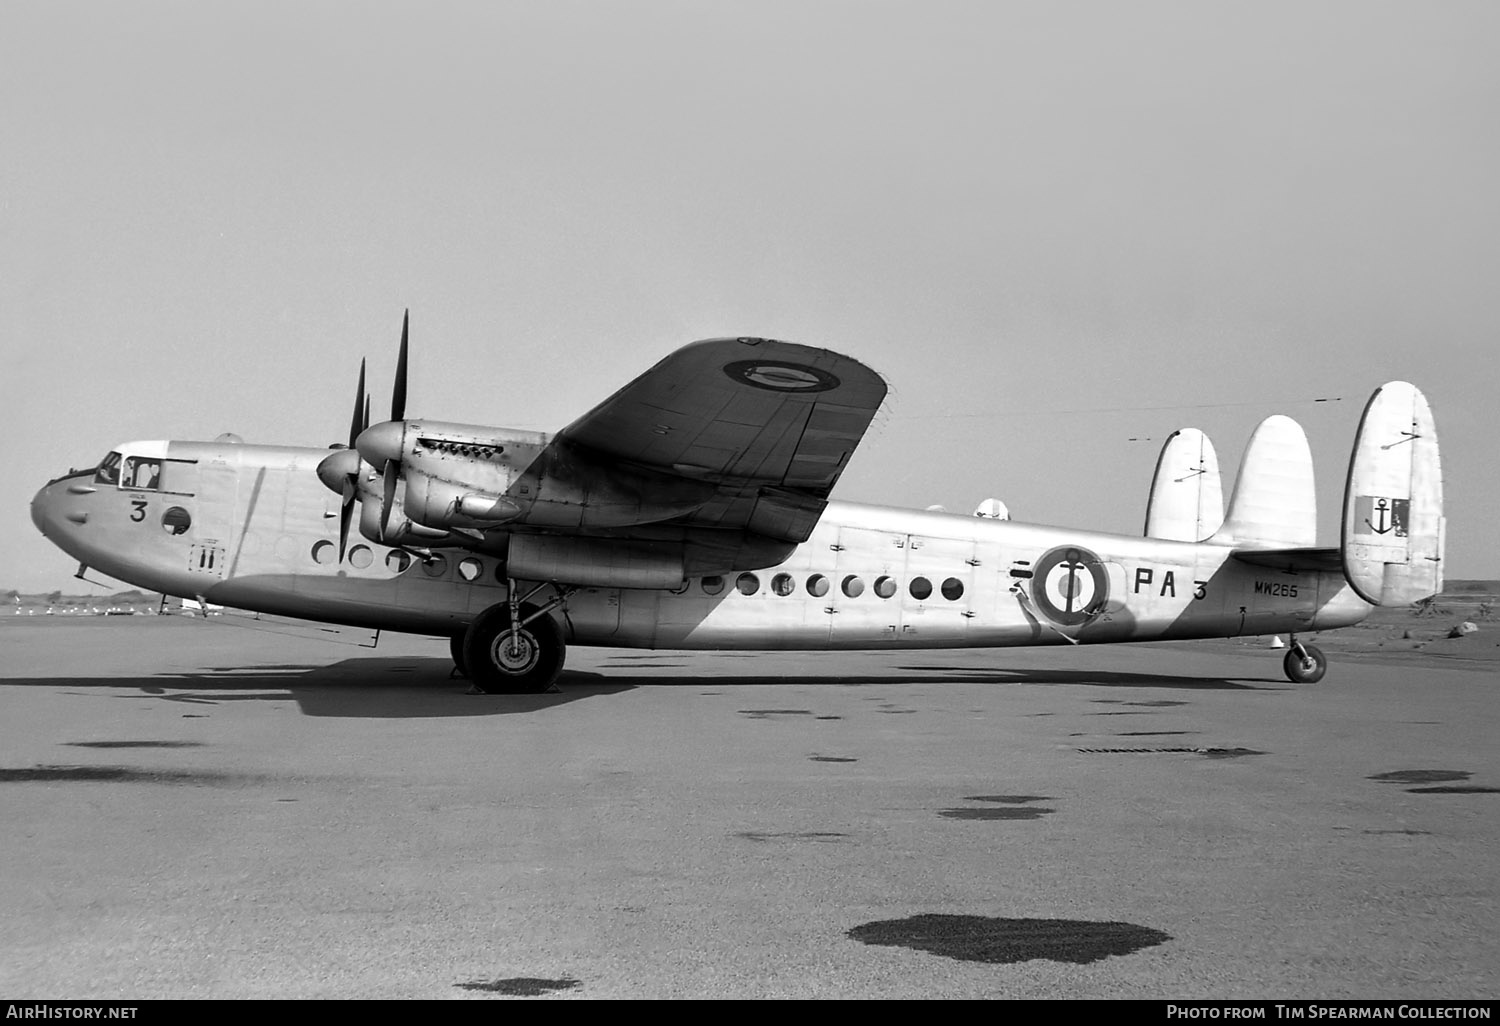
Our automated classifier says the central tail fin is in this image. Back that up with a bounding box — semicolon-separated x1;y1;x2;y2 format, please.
1209;415;1316;549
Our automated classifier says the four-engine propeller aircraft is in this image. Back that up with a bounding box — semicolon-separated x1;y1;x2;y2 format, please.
31;319;1445;693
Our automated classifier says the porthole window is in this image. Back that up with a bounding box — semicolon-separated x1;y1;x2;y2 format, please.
161;506;191;536
386;550;412;573
941;577;965;600
422;553;448;577
701;575;725;595
311;540;336;565
772;573;795;596
874;575;897;599
458;557;484;582
842;574;865;598
909;576;933;600
736;572;760;596
806;574;830;597
349;545;373;569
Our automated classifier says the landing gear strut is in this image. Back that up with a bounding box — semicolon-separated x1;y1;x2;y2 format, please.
1283;636;1327;684
462;582;570;694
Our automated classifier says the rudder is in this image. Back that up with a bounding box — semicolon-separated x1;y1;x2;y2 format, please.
1144;428;1224;542
1342;381;1444;605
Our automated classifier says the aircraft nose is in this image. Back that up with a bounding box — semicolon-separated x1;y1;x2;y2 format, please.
30;483;50;535
32;474;96;538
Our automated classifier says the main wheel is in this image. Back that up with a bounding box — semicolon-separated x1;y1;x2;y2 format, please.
463;603;566;694
1283;643;1327;684
448;633;468;678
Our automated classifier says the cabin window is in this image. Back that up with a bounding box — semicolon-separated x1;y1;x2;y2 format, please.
94;452;123;485
941;577;965;601
387;551;412;573
841;574;864;598
909;576;933;600
349;545;374;569
771;573;795;596
458;557;483;582
161;507;191;536
311;540;336;564
806;574;830;597
421;553;448;577
873;575;897;599
701;575;725;595
736;572;760;596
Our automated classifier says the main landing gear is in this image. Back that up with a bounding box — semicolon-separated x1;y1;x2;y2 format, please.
462;581;571;694
1282;636;1327;684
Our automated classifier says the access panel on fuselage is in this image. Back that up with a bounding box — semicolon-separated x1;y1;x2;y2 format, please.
827;527;977;646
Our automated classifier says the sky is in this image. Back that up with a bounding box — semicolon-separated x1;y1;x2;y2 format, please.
3;0;1497;592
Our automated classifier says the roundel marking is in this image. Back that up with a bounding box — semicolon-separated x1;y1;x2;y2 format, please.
1031;546;1110;626
723;360;841;393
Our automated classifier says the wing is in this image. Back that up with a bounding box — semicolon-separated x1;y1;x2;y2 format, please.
553;337;887;541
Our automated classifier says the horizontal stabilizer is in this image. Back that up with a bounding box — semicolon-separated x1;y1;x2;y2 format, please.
1209;415;1316;549
1231;546;1342;573
1342;381;1444;605
1144;428;1223;541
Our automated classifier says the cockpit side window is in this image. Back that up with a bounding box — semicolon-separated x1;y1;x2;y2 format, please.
94;452;122;485
122;456;163;490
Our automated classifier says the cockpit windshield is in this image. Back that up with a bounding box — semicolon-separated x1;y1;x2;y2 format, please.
94;452;122;485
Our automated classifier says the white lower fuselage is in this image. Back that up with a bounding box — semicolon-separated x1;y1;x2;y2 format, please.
32;440;1374;648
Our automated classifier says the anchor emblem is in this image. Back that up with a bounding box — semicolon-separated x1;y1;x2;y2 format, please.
1355;495;1410;538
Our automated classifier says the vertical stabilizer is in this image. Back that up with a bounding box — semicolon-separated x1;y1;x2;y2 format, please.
1209;415;1316;548
1144;428;1224;541
1342;382;1444;605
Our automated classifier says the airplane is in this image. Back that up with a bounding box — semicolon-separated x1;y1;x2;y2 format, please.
30;319;1445;694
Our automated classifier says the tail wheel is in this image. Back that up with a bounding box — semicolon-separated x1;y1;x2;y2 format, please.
1283;643;1327;684
463;602;565;694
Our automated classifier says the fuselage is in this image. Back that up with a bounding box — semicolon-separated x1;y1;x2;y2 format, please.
31;438;1374;648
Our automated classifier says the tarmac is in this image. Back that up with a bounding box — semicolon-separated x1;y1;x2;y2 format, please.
1;615;1496;999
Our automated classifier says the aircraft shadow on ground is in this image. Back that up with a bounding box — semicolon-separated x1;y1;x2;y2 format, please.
561;664;1271;690
0;658;634;719
0;656;1270;719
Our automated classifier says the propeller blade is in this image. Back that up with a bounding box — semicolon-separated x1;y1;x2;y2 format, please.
338;493;353;563
391;310;409;422
363;393;370;434
348;359;367;450
380;459;399;542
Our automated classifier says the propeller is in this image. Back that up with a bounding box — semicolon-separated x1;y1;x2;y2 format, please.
317;310;408;556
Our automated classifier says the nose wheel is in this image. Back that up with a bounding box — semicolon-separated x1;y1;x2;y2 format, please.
1283;638;1327;684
